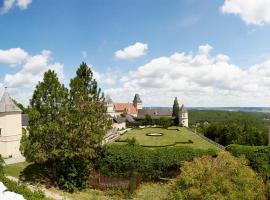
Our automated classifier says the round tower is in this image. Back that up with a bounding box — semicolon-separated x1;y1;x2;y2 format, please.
0;88;22;158
180;104;188;127
105;95;115;116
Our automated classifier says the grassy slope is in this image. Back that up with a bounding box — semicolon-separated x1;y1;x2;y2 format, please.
116;127;218;150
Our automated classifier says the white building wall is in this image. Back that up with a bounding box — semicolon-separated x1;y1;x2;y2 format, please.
0;112;22;157
181;112;189;128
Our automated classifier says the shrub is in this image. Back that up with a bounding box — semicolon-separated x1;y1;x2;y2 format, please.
226;144;270;180
172;152;267;200
0;175;49;200
96;145;217;180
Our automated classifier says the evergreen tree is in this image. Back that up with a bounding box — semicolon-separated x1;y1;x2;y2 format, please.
68;62;110;159
172;97;180;126
22;70;69;164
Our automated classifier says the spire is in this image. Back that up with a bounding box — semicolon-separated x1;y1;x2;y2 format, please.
133;93;142;103
0;88;22;113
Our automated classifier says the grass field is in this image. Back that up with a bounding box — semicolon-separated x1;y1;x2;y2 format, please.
4;161;30;178
115;127;218;150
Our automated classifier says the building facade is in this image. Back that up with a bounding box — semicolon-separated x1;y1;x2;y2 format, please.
0;89;23;158
106;94;189;127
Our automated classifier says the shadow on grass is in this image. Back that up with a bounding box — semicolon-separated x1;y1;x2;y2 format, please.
19;163;52;186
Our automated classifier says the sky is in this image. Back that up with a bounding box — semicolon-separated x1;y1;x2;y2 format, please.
1;0;270;107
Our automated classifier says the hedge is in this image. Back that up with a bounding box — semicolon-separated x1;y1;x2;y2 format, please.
0;175;49;200
226;144;270;180
96;145;217;180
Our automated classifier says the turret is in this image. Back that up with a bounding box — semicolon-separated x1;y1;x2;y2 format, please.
0;87;22;157
105;95;114;115
180;104;188;127
133;93;143;110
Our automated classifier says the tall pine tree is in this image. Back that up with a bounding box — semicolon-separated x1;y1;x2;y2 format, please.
172;97;180;126
68;62;110;160
23;70;69;164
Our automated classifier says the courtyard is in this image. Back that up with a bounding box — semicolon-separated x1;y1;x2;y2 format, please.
115;127;218;150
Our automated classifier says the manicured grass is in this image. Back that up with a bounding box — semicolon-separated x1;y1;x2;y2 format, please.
116;127;218;150
4;162;30;178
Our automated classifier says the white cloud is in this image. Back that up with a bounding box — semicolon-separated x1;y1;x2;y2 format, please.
220;0;270;26
0;48;28;66
93;69;118;86
0;0;32;14
106;44;270;107
115;42;148;60
0;48;64;105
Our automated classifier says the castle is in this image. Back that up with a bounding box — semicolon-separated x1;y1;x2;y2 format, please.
105;93;189;127
0;90;188;160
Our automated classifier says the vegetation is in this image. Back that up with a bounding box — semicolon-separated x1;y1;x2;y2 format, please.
227;144;270;180
96;144;217;180
0;155;4;176
0;175;50;200
4;162;29;178
20;63;110;192
189;110;268;146
116;127;218;149
172;97;180;126
172;152;267;200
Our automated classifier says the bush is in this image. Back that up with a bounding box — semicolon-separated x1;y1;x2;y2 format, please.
56;158;92;192
96;145;217;180
226;144;270;180
0;175;49;200
172;152;267;200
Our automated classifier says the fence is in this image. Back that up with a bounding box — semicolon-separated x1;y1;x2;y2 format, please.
188;128;226;150
89;171;141;190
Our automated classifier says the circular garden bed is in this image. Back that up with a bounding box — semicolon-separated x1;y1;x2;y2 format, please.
146;132;164;136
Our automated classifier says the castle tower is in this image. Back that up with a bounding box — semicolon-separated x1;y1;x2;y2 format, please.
0;88;22;158
105;95;115;116
133;93;143;110
180;104;188;127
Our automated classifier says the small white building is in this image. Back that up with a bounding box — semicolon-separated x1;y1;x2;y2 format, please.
0;89;23;158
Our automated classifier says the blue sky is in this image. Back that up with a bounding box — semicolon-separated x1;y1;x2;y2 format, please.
1;0;270;106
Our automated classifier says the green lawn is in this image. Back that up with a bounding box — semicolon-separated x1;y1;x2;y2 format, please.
4;162;30;178
115;127;218;150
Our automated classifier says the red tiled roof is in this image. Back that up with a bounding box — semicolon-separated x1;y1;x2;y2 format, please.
113;103;137;115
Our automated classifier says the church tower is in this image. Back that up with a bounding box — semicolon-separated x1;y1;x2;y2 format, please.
133;93;143;110
0;88;22;158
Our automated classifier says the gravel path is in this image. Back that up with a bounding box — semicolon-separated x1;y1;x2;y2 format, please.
6;176;69;200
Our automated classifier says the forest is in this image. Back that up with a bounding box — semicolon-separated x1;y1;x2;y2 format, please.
189;110;269;146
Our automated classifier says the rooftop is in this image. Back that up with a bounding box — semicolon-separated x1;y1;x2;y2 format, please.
0;89;22;113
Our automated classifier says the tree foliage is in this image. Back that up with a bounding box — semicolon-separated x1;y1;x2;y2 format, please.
172;97;180;126
189;110;268;146
22;70;69;163
227;144;270;180
68;62;110;160
21;63;110;192
172;152;267;200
